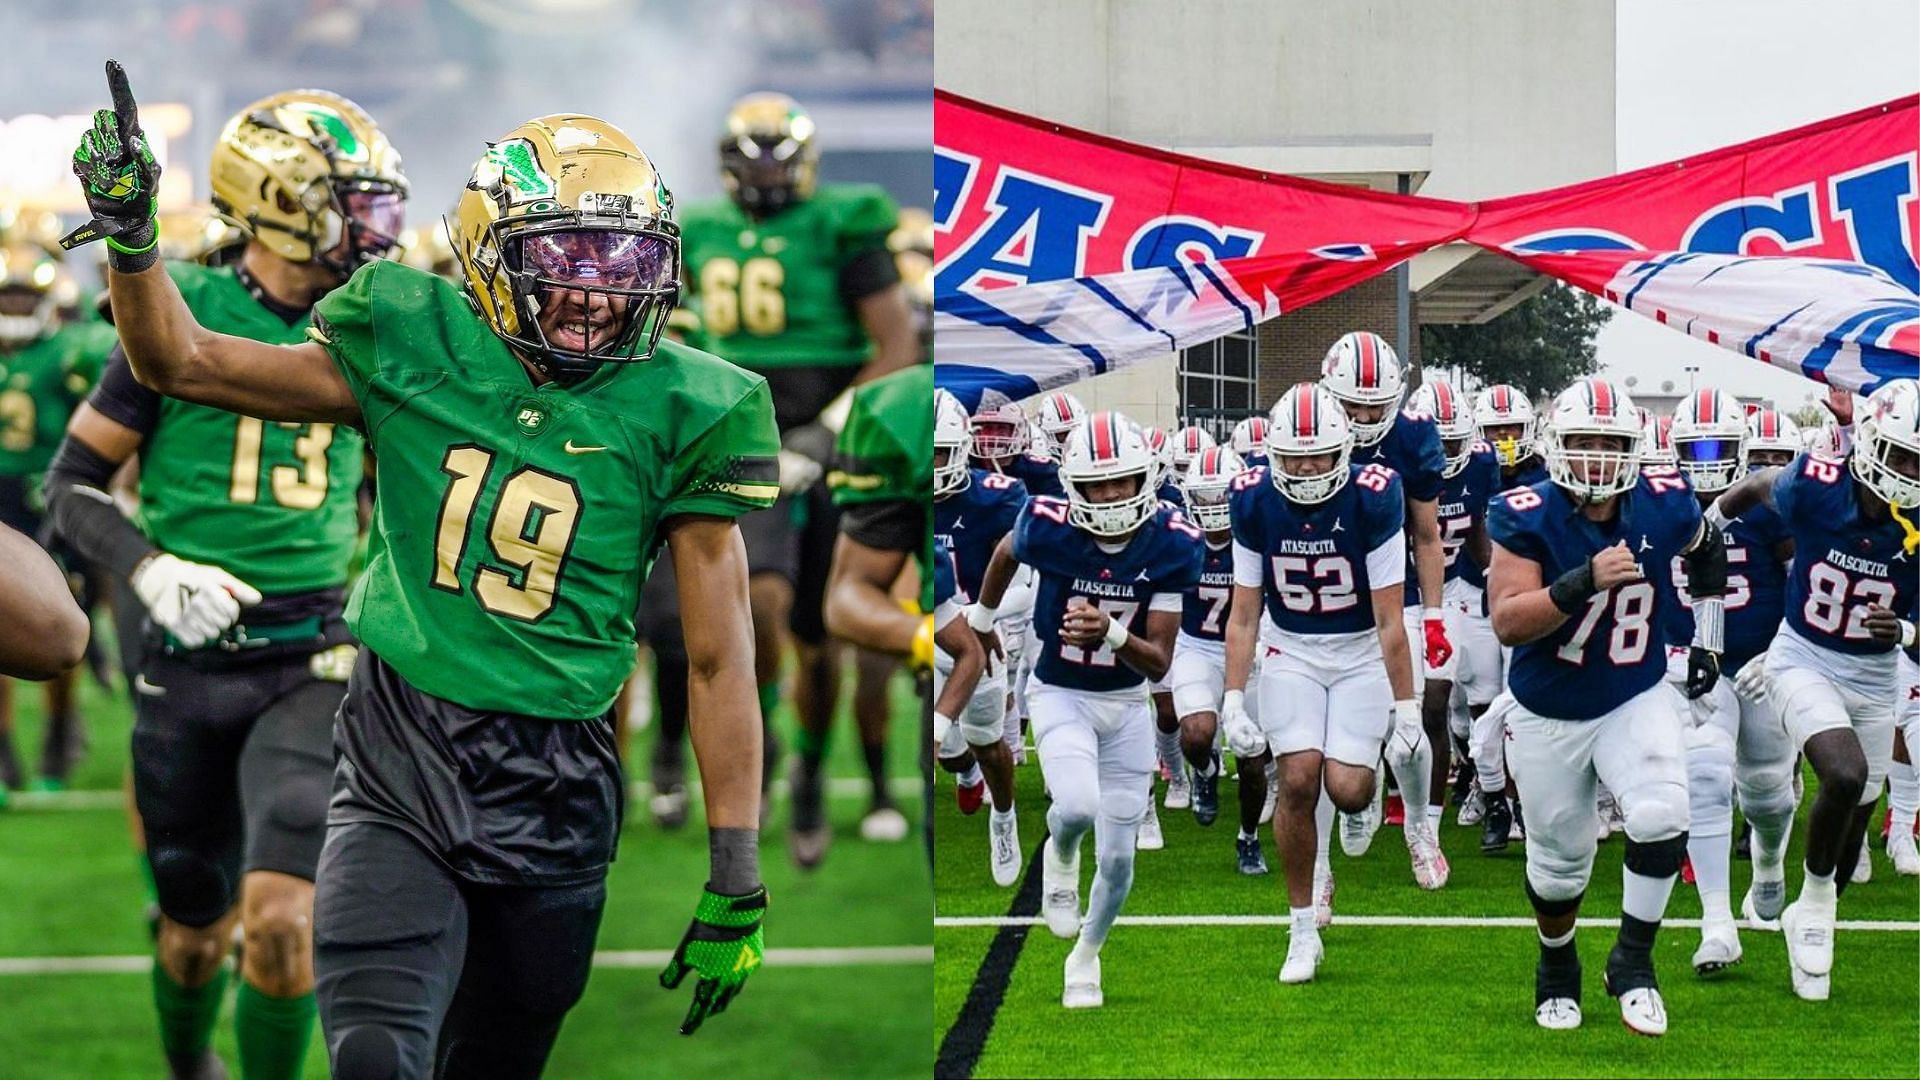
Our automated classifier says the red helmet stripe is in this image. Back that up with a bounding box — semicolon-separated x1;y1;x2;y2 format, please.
1055;395;1075;423
1295;388;1315;438
1091;413;1115;460
1696;388;1715;423
1201;446;1219;472
1492;384;1511;412
1590;379;1614;417
1434;381;1454;421
1357;334;1378;388
1760;410;1777;438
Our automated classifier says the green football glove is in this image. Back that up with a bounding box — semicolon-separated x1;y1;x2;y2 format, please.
658;884;766;1035
61;60;160;256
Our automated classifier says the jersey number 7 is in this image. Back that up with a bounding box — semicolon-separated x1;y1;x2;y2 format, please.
432;445;583;621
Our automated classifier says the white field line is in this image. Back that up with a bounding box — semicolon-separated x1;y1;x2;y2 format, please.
0;945;931;977
3;777;920;813
934;914;1920;932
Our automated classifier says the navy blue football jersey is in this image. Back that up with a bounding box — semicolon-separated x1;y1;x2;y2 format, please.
1229;463;1406;634
1489;469;1703;720
1157;479;1186;508
1773;454;1917;656
1499;456;1550;493
934;468;1028;598
1667;499;1791;671
1014;498;1205;692
1355;410;1446;503
1182;539;1236;642
1241;450;1269;471
1410;441;1501;605
977;451;1063;499
934;535;960;608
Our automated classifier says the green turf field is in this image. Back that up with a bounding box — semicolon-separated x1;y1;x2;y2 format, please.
0;629;931;1079
934;754;1920;1078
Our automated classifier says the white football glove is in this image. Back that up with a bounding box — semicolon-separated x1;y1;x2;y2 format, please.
132;553;262;650
933;709;955;748
1222;690;1266;758
1732;650;1773;705
1384;699;1423;769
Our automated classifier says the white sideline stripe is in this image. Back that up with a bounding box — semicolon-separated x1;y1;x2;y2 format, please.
934;914;1920;932
5;778;919;813
0;946;932;977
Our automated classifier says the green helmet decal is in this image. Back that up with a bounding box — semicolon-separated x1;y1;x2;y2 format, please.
284;102;365;161
474;138;557;204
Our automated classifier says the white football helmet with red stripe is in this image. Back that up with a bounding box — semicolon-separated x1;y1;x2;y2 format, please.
1743;407;1801;461
1143;425;1173;488
1474;383;1537;467
1059;411;1159;536
934;389;972;498
1180;445;1246;532
1669;387;1747;493
1036;390;1088;463
1408;377;1475;478
1265;382;1354;505
1544;377;1642;503
1169;424;1218;475
1230;415;1270;459
1320;330;1405;446
1803;421;1847;462
1634;406;1676;465
1851;379;1920;510
968;398;1030;462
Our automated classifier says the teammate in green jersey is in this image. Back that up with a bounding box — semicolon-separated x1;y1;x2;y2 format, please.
679;92;918;867
0;239;109;796
48;87;405;1080
826;364;942;858
65;62;778;1077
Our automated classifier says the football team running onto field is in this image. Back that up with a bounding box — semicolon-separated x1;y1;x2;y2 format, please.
933;328;1920;1036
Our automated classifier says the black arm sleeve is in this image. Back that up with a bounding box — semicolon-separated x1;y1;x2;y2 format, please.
88;344;163;435
838;247;901;305
839;498;925;556
1681;519;1728;598
44;436;155;583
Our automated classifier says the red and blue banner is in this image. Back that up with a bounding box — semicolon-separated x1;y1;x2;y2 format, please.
934;91;1919;407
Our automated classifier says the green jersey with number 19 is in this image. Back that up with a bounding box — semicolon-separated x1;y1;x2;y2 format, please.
310;259;780;719
137;262;365;593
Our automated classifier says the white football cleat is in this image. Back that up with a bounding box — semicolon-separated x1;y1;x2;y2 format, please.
988;810;1022;888
1041;835;1082;939
1535;997;1582;1030
1691;919;1743;975
1406;822;1450;890
1890;829;1920;877
1313;863;1335;929
1788;965;1831;1001
1278;929;1323;984
1742;878;1786;929
1457;786;1485;827
1136;803;1164;851
860;806;909;842
1164;766;1191;811
1781;899;1835;979
1062;945;1102;1009
1615;986;1668;1037
1340;776;1383;858
1850;846;1872;884
1259;762;1278;825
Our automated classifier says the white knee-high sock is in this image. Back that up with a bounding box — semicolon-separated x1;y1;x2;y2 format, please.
1079;817;1138;950
1393;735;1433;829
1155;727;1182;778
1315;785;1335;868
1689;833;1734;922
1889;758;1919;827
1621;864;1678;924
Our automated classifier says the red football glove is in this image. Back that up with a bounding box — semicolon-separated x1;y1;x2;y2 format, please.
1423;615;1453;670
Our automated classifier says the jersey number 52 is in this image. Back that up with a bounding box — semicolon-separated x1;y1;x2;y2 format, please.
432;445;583;622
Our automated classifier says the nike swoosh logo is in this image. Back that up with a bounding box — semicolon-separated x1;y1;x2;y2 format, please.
564;440;608;454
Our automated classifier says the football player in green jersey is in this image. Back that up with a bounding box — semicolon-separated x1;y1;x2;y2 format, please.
0;239;112;796
679;92;918;867
826;364;938;857
48;87;405;1080
65;62;778;1076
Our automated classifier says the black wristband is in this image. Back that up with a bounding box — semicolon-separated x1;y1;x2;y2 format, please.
105;222;159;275
708;826;761;895
1547;559;1598;615
44;437;155;582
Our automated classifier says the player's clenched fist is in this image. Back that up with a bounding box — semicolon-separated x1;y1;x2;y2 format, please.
1589;541;1642;591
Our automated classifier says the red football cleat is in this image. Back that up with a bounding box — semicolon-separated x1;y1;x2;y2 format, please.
1384;794;1406;827
1680;854;1695;885
956;776;985;815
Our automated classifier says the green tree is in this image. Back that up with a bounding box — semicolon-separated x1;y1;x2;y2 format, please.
1421;282;1613;399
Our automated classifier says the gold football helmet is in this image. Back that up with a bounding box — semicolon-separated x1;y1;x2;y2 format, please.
719;92;818;217
157;206;247;266
0;240;74;347
450;115;680;382
209;90;408;276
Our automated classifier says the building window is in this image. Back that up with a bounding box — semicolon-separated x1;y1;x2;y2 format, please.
1178;328;1258;440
